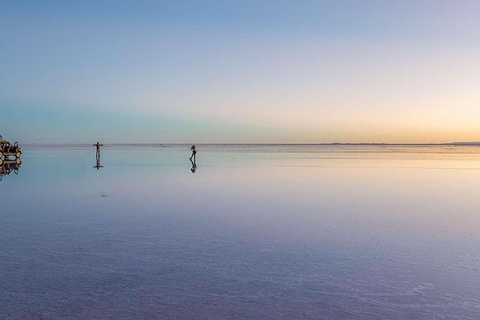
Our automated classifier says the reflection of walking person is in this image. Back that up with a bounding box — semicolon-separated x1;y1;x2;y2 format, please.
190;159;197;173
189;145;197;162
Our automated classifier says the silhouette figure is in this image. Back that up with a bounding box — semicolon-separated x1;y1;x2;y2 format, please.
190;158;197;173
93;142;104;170
94;142;103;159
189;145;197;162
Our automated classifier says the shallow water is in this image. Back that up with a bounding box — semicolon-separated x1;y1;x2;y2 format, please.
1;145;480;319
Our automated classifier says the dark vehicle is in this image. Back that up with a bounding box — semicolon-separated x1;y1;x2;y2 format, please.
0;135;22;165
0;159;21;181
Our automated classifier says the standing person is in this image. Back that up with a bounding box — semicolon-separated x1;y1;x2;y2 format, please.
94;142;103;159
189;145;197;162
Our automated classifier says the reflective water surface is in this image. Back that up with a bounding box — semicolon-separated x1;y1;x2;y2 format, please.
1;145;480;319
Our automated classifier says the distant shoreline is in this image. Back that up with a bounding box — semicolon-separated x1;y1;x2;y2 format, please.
20;142;480;147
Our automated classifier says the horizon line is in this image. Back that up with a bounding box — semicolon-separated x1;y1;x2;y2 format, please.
20;142;480;146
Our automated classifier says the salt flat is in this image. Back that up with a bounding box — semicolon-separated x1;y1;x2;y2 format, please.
1;145;480;319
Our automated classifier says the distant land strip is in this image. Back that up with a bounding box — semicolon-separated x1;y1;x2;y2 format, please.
21;142;480;147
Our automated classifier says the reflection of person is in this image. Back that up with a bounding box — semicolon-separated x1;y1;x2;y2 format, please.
190;159;197;173
189;145;197;161
93;156;103;170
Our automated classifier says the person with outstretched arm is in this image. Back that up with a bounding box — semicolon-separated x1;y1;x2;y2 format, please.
94;142;103;158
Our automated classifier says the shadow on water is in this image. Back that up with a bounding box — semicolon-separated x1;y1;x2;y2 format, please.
0;159;22;182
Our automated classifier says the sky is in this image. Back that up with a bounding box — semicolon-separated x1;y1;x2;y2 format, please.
1;0;480;144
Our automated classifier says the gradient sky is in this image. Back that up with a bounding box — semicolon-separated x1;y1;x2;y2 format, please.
1;1;480;143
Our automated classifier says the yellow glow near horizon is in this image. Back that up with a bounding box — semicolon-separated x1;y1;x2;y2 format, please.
2;1;480;143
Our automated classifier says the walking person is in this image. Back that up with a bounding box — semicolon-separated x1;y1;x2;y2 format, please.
189;145;197;162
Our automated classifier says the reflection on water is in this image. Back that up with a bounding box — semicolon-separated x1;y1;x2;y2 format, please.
190;158;197;173
0;159;21;181
1;145;480;319
93;153;103;170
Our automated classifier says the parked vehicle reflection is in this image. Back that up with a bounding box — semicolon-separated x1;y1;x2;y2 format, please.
0;160;21;182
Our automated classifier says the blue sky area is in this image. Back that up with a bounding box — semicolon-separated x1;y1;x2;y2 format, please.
1;1;479;143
